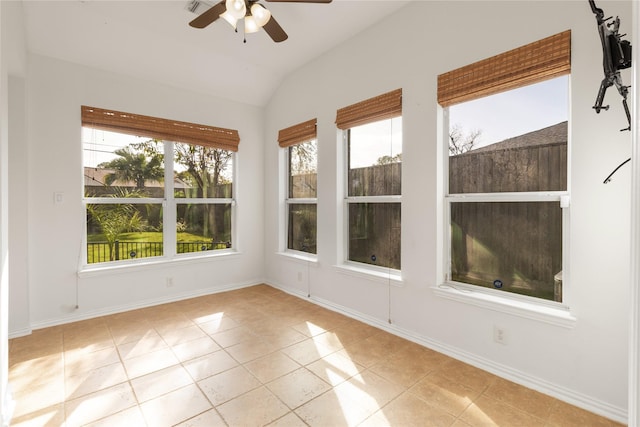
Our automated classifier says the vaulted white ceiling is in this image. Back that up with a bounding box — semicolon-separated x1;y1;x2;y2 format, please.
21;0;410;106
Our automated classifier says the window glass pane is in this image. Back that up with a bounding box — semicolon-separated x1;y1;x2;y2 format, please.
448;76;568;194
348;117;402;197
289;140;317;198
288;204;317;253
83;128;164;197
177;203;232;254
348;203;400;270
86;203;163;264
450;201;562;301
174;143;233;199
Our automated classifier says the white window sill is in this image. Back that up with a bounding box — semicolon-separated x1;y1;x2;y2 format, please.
78;250;242;278
334;263;403;286
276;251;318;265
433;283;576;328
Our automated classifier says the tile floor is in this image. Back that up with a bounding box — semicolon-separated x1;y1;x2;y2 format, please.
9;284;624;426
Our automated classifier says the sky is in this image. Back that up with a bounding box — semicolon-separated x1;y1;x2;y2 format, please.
449;75;569;149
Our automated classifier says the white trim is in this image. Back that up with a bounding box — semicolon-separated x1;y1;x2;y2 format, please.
276;251;318;265
628;1;639;424
433;284;576;328
333;262;403;286
28;279;264;331
267;281;624;423
78;250;242;278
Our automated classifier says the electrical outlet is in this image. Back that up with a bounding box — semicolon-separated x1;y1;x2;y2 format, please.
493;325;507;345
297;271;303;282
166;277;174;288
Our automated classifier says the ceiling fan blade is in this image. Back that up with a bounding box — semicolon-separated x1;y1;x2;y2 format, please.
265;0;332;3
189;1;227;29
263;15;288;43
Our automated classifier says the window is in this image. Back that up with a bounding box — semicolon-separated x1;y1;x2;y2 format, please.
439;31;570;303
279;119;317;254
82;106;239;265
337;89;402;271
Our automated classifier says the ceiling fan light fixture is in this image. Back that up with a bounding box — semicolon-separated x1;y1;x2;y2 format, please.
250;3;271;27
244;15;261;33
220;11;238;29
225;0;246;19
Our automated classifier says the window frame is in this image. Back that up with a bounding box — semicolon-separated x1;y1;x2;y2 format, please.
284;138;318;256
81;110;239;270
439;83;572;316
342;121;403;275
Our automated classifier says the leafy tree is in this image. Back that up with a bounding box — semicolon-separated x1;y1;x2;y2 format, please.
86;188;146;261
450;124;482;155
376;153;402;165
99;144;164;189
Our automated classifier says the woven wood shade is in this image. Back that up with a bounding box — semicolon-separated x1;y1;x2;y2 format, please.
438;30;571;107
336;88;402;130
81;106;240;152
278;118;317;148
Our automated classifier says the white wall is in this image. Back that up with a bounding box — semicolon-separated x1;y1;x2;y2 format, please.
23;54;266;329
264;1;633;421
2;0;28;423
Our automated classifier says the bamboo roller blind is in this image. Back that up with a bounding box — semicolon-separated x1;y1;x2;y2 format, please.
438;30;571;107
81;106;240;152
278;118;317;148
336;88;403;130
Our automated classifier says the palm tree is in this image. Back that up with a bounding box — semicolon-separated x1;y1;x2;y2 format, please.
99;146;164;189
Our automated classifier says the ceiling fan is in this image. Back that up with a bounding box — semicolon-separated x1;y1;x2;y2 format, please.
189;0;332;43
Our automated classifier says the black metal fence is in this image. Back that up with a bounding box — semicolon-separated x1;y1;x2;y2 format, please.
87;240;231;264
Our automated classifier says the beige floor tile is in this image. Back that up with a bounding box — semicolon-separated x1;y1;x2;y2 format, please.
267;411;308;427
182;350;239;381
281;338;335;366
267;367;332;409
171;335;221;362
209;325;256;348
8;404;65;427
244;351;301;383
84;406;146;427
130;364;194;403
12;382;65;419
64;346;121;375
197;316;240;334
225;338;279;363
116;331;167;360
295;388;372;427
217;386;290;426
547;400;622;427
10;354;64;392
459;394;546;427
159;324;208;346
139;384;212;427
122;347;180;379
409;371;479;417
360;392;456;427
437;358;498;393
485;377;556;420
334;370;405;414
368;350;433;388
64;361;128;400
339;336;394;368
64;382;137;427
174;409;227;427
198;365;261;406
9;285;620;427
306;351;365;387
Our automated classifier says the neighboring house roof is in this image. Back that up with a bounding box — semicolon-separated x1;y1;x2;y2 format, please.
84;167;188;189
467;121;568;155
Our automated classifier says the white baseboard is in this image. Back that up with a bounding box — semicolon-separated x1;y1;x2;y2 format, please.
24;278;266;332
266;280;627;424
